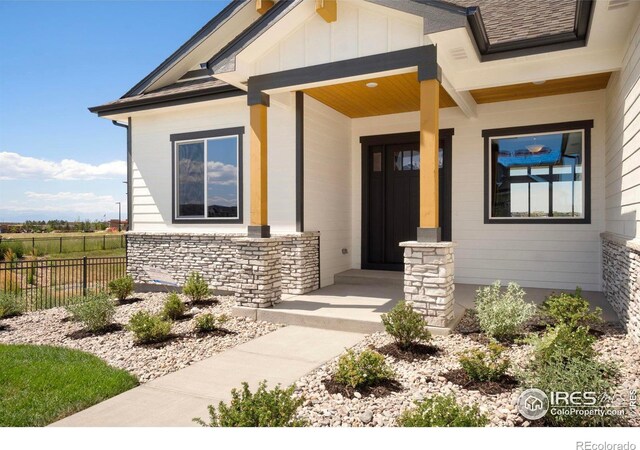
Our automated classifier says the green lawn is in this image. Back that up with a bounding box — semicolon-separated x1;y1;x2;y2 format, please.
0;344;138;426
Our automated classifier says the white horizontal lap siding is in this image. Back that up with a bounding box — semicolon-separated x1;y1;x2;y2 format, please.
351;90;606;291
605;14;640;239
130;99;248;233
303;95;352;287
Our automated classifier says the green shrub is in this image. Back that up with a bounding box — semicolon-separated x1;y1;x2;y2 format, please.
459;342;510;382
193;381;307;427
381;301;431;349
182;272;210;302
541;288;602;328
475;281;536;340
126;311;172;343
334;349;395;389
108;275;134;301
524;357;620;426
529;323;595;367
0;292;23;318
194;313;229;333
0;241;24;260
398;395;488;427
161;293;185;320
66;293;115;332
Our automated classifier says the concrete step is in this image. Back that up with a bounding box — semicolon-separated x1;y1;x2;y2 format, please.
333;269;404;287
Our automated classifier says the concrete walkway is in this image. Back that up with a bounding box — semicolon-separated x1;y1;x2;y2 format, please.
51;326;364;427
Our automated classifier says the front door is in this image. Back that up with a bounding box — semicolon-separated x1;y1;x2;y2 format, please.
361;130;453;271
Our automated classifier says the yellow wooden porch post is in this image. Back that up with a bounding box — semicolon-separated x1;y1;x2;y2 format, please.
418;78;440;241
249;102;270;238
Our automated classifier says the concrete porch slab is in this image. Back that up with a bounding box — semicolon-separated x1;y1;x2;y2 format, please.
233;270;619;333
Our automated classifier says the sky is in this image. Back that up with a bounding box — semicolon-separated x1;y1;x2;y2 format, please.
0;0;230;222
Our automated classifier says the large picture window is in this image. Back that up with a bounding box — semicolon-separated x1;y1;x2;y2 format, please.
171;127;243;223
483;121;592;224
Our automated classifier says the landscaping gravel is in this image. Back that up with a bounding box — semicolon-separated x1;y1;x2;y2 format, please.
294;323;640;427
0;293;282;383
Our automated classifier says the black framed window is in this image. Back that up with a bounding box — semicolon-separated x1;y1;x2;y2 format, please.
171;127;244;224
483;120;592;224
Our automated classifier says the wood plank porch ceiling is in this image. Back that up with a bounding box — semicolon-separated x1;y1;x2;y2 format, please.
303;71;612;119
303;72;456;119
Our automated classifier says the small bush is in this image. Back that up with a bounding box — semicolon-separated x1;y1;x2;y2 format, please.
459;342;510;382
524;357;620;426
161;293;185;320
529;323;595;367
66;293;115;332
194;381;307;427
182;272;210;302
194;313;229;333
0;292;23;318
127;311;172;343
0;241;24;260
398;395;488;427
334;349;395;389
381;301;431;349
108;276;134;301
475;281;536;340
541;288;602;328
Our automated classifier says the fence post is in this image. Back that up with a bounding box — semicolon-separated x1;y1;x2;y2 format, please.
103;235;106;250
83;236;86;252
82;256;87;297
32;237;35;250
60;237;63;253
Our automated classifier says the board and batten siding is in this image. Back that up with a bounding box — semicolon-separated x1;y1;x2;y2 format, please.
130;95;297;233
303;95;352;287
605;13;640;239
351;90;606;291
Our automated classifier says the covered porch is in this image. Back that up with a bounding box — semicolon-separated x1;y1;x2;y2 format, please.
235;269;616;334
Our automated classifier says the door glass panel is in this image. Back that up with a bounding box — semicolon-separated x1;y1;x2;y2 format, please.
394;151;403;171
412;150;420;170
438;148;443;169
402;151;412;170
372;152;382;172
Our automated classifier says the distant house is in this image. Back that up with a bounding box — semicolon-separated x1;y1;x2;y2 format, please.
108;219;128;230
90;0;640;339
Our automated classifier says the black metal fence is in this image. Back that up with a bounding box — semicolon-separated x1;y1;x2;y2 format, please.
0;234;126;255
0;256;127;311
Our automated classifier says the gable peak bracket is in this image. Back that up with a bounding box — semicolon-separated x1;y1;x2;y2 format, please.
316;0;337;23
256;0;274;15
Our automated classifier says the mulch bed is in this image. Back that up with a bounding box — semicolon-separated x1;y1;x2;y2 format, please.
323;377;404;398
188;299;220;307
376;342;440;361
442;368;518;395
194;327;236;336
117;297;145;305
66;323;124;340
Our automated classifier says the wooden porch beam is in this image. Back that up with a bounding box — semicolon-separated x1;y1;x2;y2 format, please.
250;103;269;235
316;0;337;23
419;78;440;236
256;0;274;15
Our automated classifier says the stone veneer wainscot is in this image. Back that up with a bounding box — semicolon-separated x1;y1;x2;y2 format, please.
126;232;320;300
602;232;640;342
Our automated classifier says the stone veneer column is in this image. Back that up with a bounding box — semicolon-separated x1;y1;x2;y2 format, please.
399;241;456;328
280;232;320;295
233;237;282;308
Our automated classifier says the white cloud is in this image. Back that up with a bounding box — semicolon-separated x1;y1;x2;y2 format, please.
5;191;120;216
0;152;126;181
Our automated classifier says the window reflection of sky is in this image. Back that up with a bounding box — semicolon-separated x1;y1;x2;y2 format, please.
495;133;563;167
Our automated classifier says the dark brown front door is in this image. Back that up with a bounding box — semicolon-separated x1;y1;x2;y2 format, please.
361;130;453;271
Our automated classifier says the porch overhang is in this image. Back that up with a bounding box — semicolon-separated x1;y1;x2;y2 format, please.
246;45;443;242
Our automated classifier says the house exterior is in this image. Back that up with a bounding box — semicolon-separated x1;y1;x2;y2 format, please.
90;0;640;340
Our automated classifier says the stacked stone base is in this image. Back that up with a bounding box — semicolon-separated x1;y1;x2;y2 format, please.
602;232;640;342
126;232;320;307
400;241;456;328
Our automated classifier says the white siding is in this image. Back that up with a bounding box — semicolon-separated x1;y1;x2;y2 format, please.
605;14;640;239
303;95;352;287
253;1;423;76
350;91;606;291
130;95;296;233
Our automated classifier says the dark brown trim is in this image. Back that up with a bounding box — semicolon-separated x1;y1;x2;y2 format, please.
360;129;454;270
171;127;245;225
90;86;244;116
483;120;593;224
111;119;133;231
295;91;304;232
247;45;438;105
467;1;594;62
